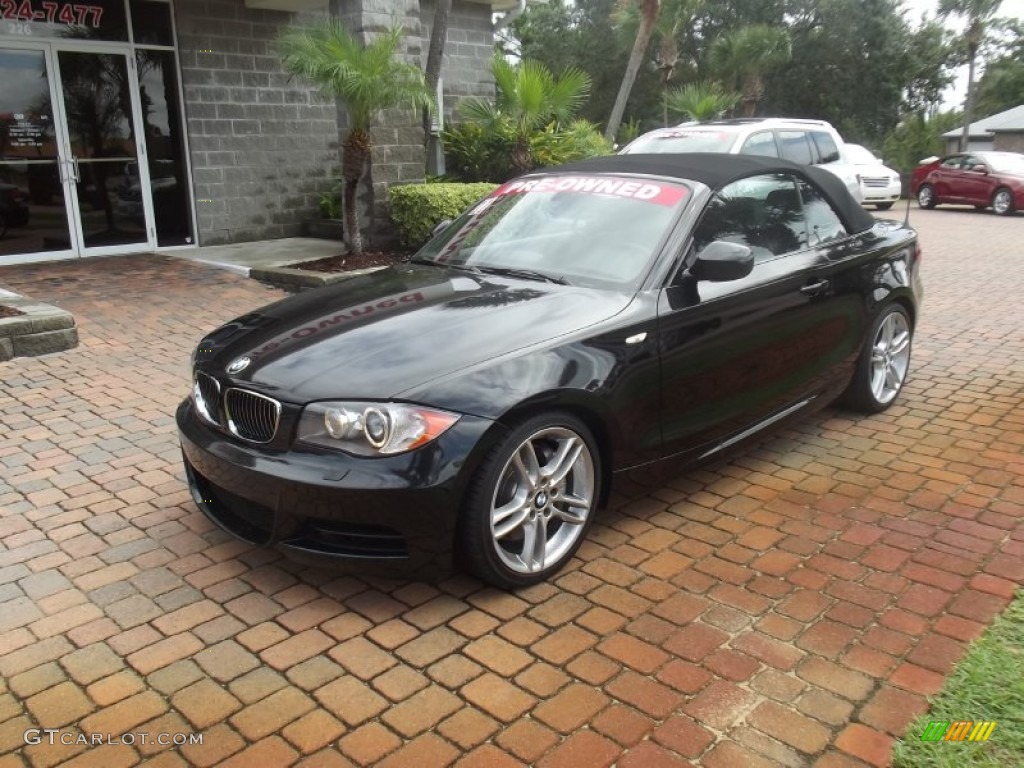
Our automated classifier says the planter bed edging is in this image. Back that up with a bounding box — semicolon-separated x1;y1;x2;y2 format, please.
0;295;78;362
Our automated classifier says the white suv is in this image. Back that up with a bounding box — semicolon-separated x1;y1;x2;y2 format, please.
620;118;863;202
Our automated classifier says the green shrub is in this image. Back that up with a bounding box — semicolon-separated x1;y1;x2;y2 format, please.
388;182;498;248
319;182;343;219
442;119;611;184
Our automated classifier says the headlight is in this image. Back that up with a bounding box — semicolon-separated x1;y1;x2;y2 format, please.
297;401;461;456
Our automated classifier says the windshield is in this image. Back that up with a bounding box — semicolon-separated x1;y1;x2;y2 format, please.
984;152;1024;174
623;129;738;155
415;174;691;289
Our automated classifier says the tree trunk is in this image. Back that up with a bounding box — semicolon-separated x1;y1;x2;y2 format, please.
960;47;977;152
604;0;661;143
342;129;371;256
423;0;452;174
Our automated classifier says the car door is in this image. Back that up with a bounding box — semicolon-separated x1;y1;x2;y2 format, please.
657;173;864;461
959;154;995;204
932;155;966;201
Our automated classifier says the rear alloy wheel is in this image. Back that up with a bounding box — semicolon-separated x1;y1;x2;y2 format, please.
916;184;936;209
460;413;599;588
992;188;1015;216
843;304;913;413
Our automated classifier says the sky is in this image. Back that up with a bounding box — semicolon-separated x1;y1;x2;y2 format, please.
902;0;1024;108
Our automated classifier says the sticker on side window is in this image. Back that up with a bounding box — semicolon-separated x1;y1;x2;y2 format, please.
490;176;689;206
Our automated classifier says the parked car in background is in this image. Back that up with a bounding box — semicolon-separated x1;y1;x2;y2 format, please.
178;154;921;588
912;151;1024;215
844;143;902;210
0;183;30;238
620;117;863;202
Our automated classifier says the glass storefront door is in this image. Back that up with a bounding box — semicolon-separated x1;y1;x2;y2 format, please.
55;47;153;255
0;46;76;260
0;41;156;261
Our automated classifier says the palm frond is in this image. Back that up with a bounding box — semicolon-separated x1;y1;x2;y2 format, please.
277;22;433;132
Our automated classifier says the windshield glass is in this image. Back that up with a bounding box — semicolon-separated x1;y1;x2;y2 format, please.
415;174;691;289
984;152;1024;174
623;129;738;155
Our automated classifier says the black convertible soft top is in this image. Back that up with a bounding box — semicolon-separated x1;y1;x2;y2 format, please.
550;152;878;235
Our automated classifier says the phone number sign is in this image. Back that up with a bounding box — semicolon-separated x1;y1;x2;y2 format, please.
1;0;105;27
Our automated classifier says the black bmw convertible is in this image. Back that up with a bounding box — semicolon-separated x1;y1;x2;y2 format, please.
178;153;921;588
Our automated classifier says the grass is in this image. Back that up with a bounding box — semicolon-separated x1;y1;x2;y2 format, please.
892;590;1024;768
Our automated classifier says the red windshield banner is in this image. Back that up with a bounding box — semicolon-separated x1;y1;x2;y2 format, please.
491;176;688;206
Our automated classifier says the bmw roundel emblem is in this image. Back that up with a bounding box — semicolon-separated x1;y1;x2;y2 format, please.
227;356;251;374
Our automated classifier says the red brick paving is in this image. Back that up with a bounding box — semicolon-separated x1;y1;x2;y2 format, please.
0;207;1022;766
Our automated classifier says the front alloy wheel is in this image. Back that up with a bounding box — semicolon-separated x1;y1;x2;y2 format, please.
461;414;599;588
917;184;936;209
992;188;1015;216
843;304;913;413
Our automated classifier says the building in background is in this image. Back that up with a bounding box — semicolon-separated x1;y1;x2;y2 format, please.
943;104;1024;154
0;0;510;264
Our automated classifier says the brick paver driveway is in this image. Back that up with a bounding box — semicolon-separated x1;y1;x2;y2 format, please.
1;208;1022;768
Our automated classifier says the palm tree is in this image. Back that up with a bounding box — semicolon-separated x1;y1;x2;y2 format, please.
710;25;792;117
605;0;661;142
277;22;434;255
422;0;452;174
939;0;1003;151
666;81;740;122
460;58;591;175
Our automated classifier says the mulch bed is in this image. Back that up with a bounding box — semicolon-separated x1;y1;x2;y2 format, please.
289;249;412;274
0;305;25;318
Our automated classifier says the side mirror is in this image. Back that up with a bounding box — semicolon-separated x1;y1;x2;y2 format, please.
690;241;754;282
432;218;453;237
970;164;988;174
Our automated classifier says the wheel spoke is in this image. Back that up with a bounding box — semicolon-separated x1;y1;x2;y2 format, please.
493;496;530;539
520;516;547;572
545;438;583;486
512;442;540;490
551;503;587;526
889;330;910;357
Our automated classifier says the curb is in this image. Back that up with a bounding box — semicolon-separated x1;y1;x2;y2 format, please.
249;264;387;292
0;292;78;362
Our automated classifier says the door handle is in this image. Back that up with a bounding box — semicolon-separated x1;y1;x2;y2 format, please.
800;279;829;296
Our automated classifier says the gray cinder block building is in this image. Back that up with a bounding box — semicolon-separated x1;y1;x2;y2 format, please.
0;0;509;264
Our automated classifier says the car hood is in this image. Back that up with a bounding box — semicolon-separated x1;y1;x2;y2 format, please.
197;263;633;404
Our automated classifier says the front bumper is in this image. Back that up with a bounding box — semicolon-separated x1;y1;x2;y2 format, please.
860;181;901;205
177;398;500;576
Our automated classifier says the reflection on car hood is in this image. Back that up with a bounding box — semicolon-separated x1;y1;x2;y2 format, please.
199;263;633;403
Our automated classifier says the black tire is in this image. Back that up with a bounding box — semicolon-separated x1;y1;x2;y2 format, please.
458;411;601;589
992;187;1015;216
916;184;936;209
875;202;895;211
842;304;913;413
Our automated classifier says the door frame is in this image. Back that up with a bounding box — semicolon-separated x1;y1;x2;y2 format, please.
0;39;77;263
0;38;157;262
49;40;157;258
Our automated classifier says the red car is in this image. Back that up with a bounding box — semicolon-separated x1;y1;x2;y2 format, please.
912;151;1024;215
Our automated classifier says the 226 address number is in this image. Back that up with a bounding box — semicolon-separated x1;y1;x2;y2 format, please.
0;0;104;27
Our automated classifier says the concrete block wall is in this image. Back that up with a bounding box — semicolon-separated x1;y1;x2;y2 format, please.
174;0;340;246
420;0;497;122
332;0;427;247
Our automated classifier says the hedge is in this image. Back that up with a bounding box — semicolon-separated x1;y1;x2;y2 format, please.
388;182;498;248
